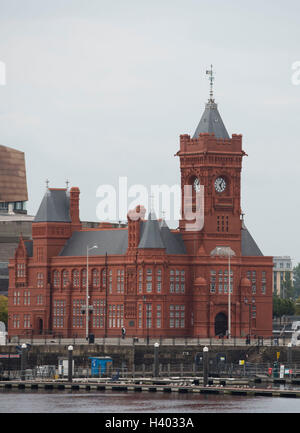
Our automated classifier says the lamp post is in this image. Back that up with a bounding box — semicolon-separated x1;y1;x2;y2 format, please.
143;295;149;345
68;345;73;383
203;346;209;387
210;246;235;339
20;343;27;381
86;244;98;341
154;342;160;377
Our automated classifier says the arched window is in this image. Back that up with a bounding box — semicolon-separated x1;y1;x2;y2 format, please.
102;269;106;288
81;269;87;288
62;270;69;288
53;270;60;288
156;269;162;293
37;272;44;288
73;270;79;288
92;269;100;287
146;268;152;293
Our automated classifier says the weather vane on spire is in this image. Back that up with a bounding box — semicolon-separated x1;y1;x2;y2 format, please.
206;64;215;102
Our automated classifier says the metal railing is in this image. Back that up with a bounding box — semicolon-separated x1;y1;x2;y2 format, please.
6;336;291;347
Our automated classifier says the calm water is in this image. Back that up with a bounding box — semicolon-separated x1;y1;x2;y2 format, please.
0;389;300;413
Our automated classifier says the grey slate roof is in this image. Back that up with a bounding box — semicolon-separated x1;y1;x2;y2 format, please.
24;240;33;257
193;101;230;139
34;189;71;223
59;229;128;257
159;221;187;255
241;222;263;256
138;212;165;249
59;216;187;257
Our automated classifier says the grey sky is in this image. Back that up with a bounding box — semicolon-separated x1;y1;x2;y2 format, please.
0;0;299;264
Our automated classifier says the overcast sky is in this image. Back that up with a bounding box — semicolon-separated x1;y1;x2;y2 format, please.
0;0;299;264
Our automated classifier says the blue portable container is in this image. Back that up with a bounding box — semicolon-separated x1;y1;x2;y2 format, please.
89;356;113;377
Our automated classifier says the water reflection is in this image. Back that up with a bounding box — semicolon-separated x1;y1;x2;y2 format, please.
1;390;300;413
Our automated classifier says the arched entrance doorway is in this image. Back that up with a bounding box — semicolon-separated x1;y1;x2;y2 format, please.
215;312;227;337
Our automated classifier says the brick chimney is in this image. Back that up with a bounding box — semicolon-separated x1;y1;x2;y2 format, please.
69;187;81;231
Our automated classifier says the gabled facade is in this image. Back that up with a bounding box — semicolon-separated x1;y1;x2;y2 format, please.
7;91;273;340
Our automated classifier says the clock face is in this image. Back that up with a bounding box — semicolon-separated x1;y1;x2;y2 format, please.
215;177;226;193
193;178;201;192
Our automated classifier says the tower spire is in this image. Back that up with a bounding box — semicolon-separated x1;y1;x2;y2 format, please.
206;64;215;102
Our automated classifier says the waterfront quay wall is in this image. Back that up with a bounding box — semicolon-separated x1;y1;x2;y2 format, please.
0;339;298;373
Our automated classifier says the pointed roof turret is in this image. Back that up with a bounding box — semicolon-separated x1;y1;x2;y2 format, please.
193;65;230;139
138;210;165;249
34;188;71;223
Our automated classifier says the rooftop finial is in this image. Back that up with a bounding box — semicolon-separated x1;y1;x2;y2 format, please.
66;179;70;189
46;179;50;189
206;64;215;102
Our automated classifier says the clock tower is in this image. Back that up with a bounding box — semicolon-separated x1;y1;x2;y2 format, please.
177;66;246;257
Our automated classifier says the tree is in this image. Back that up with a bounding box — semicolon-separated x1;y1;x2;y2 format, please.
282;271;295;300
0;295;8;327
273;294;295;322
293;263;300;299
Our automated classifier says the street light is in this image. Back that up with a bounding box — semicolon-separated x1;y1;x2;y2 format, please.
20;343;27;381
210;246;236;339
68;345;73;383
203;346;209;387
86;244;98;340
143;295;149;345
154;342;160;377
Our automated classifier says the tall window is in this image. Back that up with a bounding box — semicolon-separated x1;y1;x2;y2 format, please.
73;270;79;288
210;270;216;293
102;269;106;289
146;269;152;293
170;270;175;293
261;271;266;295
181;270;185;293
138;304;142;328
92;269;100;287
138;269;143;293
72;299;84;328
13;291;20;305
13;314;20;328
217;215;229;232
169;305;185;328
156;269;162;293
53;300;65;328
17;263;25;277
24;314;31;328
109;270;112;294
62;270;69;288
108;304;124;328
53;271;60;288
156;304;161;328
81;269;86;288
146;303;152;328
117;269;124;293
92;299;105;328
170;269;185;293
37;273;44;288
24;291;30;305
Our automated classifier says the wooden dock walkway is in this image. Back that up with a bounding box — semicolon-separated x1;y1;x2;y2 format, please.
1;378;300;399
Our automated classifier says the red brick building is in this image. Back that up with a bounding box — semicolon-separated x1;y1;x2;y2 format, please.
7;92;273;340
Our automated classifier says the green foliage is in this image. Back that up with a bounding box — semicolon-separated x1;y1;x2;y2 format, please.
273;294;295;319
282;271;295;299
293;263;300;299
0;295;8;327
